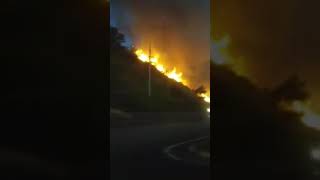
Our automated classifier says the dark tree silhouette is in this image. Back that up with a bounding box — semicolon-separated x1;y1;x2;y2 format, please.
111;26;125;47
211;63;315;180
194;85;207;95
271;75;309;103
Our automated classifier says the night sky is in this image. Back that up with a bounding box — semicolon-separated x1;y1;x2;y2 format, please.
213;0;320;112
111;0;210;89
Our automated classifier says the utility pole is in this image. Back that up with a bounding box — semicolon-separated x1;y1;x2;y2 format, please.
161;16;167;63
148;43;152;97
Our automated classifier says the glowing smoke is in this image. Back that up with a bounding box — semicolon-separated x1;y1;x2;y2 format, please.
110;0;210;90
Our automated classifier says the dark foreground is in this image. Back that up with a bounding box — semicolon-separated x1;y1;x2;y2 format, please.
110;118;210;180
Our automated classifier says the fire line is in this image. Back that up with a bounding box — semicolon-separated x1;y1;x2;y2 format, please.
134;48;210;113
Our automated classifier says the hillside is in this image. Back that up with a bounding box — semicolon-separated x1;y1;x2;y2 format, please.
110;27;207;116
211;62;320;179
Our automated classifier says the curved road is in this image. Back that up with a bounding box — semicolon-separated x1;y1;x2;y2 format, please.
110;121;210;180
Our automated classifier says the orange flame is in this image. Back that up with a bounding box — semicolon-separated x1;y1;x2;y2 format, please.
134;48;210;112
199;93;210;103
166;67;183;83
135;49;149;62
135;49;186;85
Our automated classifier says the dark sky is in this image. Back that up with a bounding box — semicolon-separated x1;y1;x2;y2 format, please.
111;0;210;90
213;0;320;111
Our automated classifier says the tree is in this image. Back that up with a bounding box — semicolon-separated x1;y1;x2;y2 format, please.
271;74;309;104
194;85;207;95
110;26;125;47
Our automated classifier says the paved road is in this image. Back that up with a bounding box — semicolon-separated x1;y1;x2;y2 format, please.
110;121;210;180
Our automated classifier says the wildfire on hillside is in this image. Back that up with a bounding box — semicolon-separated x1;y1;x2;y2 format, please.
134;48;210;112
135;49;186;85
213;34;320;130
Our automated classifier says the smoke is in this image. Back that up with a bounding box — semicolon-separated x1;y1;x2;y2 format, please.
111;0;210;90
213;0;320;112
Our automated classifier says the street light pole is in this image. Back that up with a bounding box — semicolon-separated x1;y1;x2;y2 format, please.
148;43;152;97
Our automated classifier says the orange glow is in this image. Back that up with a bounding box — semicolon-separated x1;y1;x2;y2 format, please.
155;64;165;73
135;49;186;85
199;93;210;103
135;49;149;62
134;48;210;110
166;68;183;83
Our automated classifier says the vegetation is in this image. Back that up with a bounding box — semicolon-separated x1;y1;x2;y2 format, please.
110;26;207;114
212;63;319;179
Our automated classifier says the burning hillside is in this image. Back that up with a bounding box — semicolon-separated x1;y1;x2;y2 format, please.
111;0;210;95
212;34;320;131
135;49;186;85
134;48;210;112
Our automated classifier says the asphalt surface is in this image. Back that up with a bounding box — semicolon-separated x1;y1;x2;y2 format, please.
110;120;210;180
